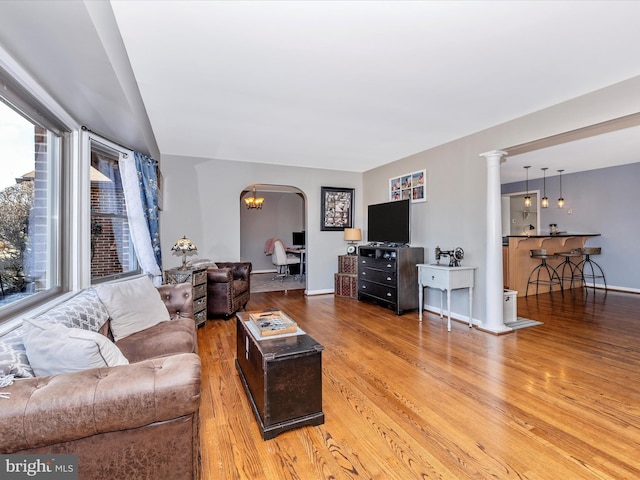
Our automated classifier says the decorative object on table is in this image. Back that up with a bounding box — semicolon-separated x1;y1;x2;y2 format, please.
249;310;298;337
244;185;265;209
389;168;426;203
523;166;532;209
541;167;549;208
435;246;464;267
320;186;354;231
171;236;197;269
557;169;565;208
343;227;361;255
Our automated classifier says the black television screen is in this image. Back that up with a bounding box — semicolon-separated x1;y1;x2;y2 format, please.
367;199;410;245
292;231;306;246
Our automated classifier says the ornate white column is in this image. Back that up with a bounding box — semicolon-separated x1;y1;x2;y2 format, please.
480;150;511;333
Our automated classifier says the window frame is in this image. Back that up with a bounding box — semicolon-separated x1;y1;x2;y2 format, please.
87;134;141;284
0;67;66;325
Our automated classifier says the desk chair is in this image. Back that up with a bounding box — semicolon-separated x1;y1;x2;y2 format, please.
271;240;301;281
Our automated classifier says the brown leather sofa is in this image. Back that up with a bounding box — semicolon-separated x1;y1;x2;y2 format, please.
206;262;252;318
0;282;201;480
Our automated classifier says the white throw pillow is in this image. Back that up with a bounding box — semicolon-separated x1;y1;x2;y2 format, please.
22;318;129;377
95;276;170;341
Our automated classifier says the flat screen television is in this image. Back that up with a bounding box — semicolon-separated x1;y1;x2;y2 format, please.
367;199;410;245
292;231;306;247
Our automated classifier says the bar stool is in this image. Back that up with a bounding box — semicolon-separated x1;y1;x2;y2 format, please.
526;248;563;297
556;249;584;290
576;247;607;292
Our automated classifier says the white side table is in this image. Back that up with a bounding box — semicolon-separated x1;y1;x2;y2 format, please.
417;264;476;332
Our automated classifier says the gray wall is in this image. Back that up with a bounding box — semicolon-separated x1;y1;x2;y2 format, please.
159;76;640;319
159;155;362;294
503;163;640;291
363;76;640;324
240;191;304;272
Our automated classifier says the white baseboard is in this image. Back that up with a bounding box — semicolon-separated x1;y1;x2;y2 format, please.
307;289;334;296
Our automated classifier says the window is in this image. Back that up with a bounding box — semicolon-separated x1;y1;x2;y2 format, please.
89;138;139;281
0;90;61;317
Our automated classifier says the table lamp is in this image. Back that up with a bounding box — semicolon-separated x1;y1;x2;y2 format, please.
343;228;362;255
171;236;197;269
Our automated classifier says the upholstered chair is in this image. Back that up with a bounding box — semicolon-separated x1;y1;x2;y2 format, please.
206;262;252;318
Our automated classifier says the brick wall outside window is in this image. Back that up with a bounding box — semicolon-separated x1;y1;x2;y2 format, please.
90;156;134;279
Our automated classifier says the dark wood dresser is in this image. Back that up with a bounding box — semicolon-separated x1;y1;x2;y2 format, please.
357;245;424;315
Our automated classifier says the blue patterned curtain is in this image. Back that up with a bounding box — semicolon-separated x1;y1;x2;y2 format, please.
134;152;162;271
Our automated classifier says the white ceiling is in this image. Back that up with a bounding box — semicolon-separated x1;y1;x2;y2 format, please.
1;1;639;179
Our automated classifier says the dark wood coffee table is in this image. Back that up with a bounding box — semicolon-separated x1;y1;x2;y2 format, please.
235;311;325;440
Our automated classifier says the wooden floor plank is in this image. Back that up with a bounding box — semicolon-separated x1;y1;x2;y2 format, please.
197;288;640;479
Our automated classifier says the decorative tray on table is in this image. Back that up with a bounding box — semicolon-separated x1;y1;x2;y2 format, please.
249;311;298;337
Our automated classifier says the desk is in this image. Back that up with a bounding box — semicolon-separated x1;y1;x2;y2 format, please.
417;264;476;332
286;248;306;277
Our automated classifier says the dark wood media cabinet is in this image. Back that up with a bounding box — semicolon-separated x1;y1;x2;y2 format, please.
357;245;424;315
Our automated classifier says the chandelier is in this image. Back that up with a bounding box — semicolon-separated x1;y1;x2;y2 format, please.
244;186;264;209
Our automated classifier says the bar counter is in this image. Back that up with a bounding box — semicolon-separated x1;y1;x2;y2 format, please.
503;234;600;297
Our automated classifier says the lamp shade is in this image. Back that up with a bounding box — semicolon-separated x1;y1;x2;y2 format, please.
171;236;197;268
344;228;362;242
171;236;197;253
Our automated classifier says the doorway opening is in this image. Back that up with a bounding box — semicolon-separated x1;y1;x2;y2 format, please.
239;184;307;292
501;190;540;236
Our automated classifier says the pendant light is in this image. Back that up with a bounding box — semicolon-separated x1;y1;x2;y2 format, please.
557;169;565;208
541;167;549;208
523;166;531;208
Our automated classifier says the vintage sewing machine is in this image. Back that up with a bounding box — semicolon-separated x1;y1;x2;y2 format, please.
434;246;464;267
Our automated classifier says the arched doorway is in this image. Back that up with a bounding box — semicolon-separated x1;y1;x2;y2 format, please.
239;184;307;289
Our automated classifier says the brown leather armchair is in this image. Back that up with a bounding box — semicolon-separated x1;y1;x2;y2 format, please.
207;262;252;318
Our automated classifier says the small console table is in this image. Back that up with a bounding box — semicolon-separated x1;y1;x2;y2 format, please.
417;264;476;332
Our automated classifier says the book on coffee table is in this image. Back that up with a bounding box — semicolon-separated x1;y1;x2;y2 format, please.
249;310;298;337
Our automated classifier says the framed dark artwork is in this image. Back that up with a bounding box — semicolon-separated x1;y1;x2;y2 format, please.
320;187;354;231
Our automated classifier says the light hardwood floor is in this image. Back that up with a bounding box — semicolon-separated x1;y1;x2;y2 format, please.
197;289;640;479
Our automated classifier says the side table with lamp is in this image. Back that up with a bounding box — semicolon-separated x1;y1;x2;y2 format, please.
164;236;208;327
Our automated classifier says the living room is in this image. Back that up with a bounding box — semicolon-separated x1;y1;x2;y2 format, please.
1;2;640;479
1;2;639;313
